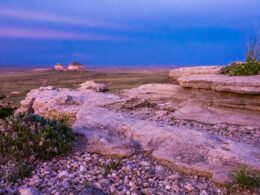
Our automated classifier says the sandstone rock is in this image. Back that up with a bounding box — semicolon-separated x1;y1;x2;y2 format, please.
178;74;260;94
79;81;108;92
18;84;260;184
169;66;222;82
123;84;260;126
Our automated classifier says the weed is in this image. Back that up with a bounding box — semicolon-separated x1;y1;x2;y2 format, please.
234;166;260;190
104;161;121;175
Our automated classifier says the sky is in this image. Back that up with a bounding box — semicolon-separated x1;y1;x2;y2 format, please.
0;0;260;68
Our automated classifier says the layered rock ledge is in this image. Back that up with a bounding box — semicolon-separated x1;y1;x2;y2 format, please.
18;84;260;185
178;74;260;94
169;66;222;82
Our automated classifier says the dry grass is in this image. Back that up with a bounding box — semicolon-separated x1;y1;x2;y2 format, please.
0;69;170;107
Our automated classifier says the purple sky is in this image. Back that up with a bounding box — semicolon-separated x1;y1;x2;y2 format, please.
0;0;259;68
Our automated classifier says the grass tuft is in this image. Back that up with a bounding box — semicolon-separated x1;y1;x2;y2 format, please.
234;166;260;190
104;161;121;175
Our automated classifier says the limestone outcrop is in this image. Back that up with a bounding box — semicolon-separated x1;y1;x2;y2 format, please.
169;66;222;82
178;74;260;94
18;83;260;184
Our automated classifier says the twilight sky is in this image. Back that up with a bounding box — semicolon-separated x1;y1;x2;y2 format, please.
0;0;259;68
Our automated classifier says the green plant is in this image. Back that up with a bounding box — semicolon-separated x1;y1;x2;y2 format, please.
222;60;260;76
0;112;74;161
234;166;260;190
104;161;121;175
6;162;34;183
0;107;14;119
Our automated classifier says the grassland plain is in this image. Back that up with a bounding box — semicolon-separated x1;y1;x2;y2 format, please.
0;69;169;107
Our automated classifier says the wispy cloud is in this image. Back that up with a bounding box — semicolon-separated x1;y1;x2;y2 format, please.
0;27;120;41
0;7;130;30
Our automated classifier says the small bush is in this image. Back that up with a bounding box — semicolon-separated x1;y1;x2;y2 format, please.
0;94;5;100
222;60;260;76
0;112;74;161
234;167;260;190
6;162;34;183
0;107;14;119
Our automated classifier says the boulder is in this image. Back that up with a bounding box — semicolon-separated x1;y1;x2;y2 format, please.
177;74;260;94
79;81;108;92
169;66;222;82
18;83;260;184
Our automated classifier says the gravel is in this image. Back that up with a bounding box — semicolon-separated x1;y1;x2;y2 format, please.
0;148;226;194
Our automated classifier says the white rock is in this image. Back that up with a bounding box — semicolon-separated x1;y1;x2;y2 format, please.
19;187;40;195
79;81;108;92
57;171;68;180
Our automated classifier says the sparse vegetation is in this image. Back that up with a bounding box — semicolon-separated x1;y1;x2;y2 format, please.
0;70;169;107
0;112;74;161
222;26;260;76
0;107;14;119
234;167;260;190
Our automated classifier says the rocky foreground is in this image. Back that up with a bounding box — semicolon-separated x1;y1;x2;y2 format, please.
1;67;260;194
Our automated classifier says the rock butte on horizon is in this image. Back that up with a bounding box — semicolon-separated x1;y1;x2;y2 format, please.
18;68;260;185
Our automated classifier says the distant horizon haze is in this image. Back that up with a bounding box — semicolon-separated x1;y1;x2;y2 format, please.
0;0;259;68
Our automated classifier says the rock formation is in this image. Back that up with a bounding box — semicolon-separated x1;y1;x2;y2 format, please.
178;74;260;94
169;66;222;82
68;61;85;71
18;80;260;185
54;63;65;71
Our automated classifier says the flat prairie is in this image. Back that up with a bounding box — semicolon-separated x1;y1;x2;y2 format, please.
0;69;169;107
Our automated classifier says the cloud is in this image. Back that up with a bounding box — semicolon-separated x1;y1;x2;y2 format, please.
0;27;120;41
0;7;130;30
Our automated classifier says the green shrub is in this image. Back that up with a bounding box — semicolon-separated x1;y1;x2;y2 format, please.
0;107;14;119
0;113;74;160
234;167;260;190
6;162;34;183
222;60;260;76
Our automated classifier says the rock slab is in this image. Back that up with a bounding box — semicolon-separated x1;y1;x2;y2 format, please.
18;84;260;184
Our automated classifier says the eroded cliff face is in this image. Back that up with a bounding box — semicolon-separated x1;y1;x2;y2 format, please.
17;81;260;185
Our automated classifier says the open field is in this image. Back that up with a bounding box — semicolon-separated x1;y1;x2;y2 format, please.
0;69;170;107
